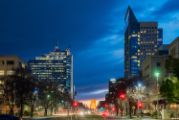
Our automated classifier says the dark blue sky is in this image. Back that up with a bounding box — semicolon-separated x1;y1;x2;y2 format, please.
0;0;178;100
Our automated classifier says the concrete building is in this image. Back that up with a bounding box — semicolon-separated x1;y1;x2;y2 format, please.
28;46;74;98
124;6;163;78
0;56;25;97
141;55;168;89
141;45;169;88
142;37;179;88
168;37;179;58
0;56;25;114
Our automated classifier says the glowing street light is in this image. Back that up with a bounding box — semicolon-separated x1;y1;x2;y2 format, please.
137;101;143;109
136;82;143;117
138;83;142;88
154;71;160;119
155;71;160;78
47;94;50;99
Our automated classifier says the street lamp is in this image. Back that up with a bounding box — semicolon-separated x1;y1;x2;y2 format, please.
154;71;160;119
47;94;50;99
138;83;142;88
136;83;142;117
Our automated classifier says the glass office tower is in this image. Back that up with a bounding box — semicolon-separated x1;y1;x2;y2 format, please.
124;6;163;78
28;47;74;98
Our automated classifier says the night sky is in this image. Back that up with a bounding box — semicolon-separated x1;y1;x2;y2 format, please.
0;0;178;100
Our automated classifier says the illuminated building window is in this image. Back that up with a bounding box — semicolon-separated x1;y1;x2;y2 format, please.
0;90;4;95
0;70;4;76
131;56;136;59
132;34;137;37
7;70;15;75
0;80;3;84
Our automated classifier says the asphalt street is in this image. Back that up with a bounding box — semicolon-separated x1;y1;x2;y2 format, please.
23;115;160;120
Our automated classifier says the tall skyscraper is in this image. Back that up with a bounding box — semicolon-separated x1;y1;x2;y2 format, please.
28;47;74;98
124;6;163;78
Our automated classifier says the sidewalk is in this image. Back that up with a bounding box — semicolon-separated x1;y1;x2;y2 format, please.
107;116;158;120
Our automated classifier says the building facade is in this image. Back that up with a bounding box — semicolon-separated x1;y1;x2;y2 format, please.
28;47;74;98
141;37;179;88
141;55;168;89
0;56;25;114
0;56;25;98
124;6;163;78
168;37;179;59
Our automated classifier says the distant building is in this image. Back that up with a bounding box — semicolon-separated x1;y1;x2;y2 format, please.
106;78;118;104
0;56;25;98
168;37;179;58
28;47;74;98
124;6;163;78
105;78;129;104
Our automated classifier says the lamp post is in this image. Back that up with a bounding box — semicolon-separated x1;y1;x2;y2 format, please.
136;83;142;117
154;71;160;119
47;94;50;99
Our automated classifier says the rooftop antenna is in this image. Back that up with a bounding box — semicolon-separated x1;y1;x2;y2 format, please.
54;40;60;52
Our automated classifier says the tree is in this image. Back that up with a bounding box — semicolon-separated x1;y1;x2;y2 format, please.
160;56;179;103
38;80;65;116
15;67;36;117
3;67;36;117
3;76;16;115
160;79;175;103
29;84;39;117
165;56;179;78
158;57;179;119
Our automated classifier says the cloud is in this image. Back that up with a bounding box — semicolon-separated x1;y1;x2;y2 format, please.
152;0;179;15
74;34;124;99
80;89;108;96
74;34;124;81
77;87;108;100
78;34;124;63
0;0;122;58
76;83;108;100
160;18;179;43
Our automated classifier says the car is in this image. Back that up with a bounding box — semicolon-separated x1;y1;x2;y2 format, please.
0;115;21;120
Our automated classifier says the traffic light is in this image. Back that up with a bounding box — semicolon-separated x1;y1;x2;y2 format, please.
102;111;109;118
137;101;143;108
72;101;78;107
120;94;125;99
104;103;108;108
119;92;126;100
112;106;115;112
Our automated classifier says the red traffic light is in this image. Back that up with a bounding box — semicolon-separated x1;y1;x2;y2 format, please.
119;93;126;100
112;106;115;112
102;111;109;118
137;101;143;108
120;94;125;99
72;101;78;107
104;103;108;108
118;91;126;100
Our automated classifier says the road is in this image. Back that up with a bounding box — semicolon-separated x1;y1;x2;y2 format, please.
23;115;158;120
23;115;104;120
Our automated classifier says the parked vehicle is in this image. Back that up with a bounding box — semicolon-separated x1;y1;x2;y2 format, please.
0;115;21;120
